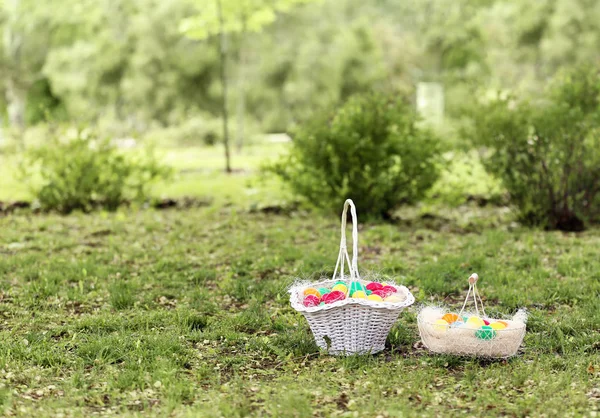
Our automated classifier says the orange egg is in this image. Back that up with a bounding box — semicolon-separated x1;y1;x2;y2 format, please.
442;313;460;324
303;287;320;297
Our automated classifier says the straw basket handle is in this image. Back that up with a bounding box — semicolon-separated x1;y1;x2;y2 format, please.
332;199;359;281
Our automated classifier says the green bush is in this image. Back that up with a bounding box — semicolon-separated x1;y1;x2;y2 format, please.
21;128;172;213
144;115;222;147
426;151;505;207
269;93;442;219
469;66;600;230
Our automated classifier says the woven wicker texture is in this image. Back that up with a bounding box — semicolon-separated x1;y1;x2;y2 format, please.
289;199;414;355
417;274;527;358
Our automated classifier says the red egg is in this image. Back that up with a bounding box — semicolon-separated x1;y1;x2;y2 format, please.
303;294;320;307
381;285;397;297
366;282;383;291
371;290;387;298
323;290;346;304
483;319;490;325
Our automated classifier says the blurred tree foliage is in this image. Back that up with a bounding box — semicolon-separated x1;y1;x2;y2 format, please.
0;0;598;138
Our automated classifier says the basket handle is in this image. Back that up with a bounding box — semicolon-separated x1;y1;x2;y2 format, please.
457;273;487;318
331;199;359;282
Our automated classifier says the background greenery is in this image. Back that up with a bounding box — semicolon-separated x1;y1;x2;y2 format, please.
1;0;599;138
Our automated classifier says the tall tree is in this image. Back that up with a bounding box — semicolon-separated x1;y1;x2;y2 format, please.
0;0;54;130
180;0;315;172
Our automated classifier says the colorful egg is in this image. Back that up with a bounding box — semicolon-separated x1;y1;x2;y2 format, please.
475;325;496;340
496;320;509;328
303;287;320;297
332;284;348;294
318;287;331;296
451;321;465;328
383;294;405;303
367;294;383;302
323;290;346;304
466;317;485;329
433;319;449;332
303;295;320;307
490;322;507;330
319;302;325;306
366;282;383;291
371;290;387;298
381;285;397;297
349;281;366;296
366;289;373;295
352;290;367;299
483;319;490;325
334;281;346;286
442;313;460;324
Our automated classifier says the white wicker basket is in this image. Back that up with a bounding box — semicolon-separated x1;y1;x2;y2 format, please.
289;199;414;355
417;274;527;358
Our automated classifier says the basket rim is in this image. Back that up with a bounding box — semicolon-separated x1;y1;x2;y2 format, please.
416;310;527;332
289;278;415;313
417;318;526;333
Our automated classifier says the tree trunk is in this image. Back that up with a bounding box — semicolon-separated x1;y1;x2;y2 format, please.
3;0;26;131
216;0;232;173
5;78;26;130
235;21;248;153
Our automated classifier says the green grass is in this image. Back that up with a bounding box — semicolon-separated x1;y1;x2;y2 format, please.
0;205;599;416
0;141;598;415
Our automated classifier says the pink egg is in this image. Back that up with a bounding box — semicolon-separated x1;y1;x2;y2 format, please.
483;319;490;325
366;282;383;291
323;290;346;304
371;290;387;298
302;295;320;307
381;285;397;297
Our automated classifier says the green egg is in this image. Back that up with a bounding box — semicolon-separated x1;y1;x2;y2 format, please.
349;281;366;297
318;287;331;296
475;325;496;341
366;289;372;295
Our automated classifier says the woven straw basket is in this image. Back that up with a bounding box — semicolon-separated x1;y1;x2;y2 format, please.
289;199;414;355
417;273;526;358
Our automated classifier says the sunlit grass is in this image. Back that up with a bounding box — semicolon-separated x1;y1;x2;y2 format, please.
0;142;290;205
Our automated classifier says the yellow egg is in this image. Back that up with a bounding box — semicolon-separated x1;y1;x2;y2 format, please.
303;287;320;297
433;319;449;332
331;284;348;294
367;294;383;302
490;322;507;330
383;294;404;303
352;290;366;299
466;316;485;328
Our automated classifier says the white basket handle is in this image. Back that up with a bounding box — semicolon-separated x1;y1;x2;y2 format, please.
457;273;487;318
331;199;359;282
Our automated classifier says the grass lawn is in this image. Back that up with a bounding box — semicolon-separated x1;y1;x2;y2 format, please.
0;203;599;416
0;143;289;207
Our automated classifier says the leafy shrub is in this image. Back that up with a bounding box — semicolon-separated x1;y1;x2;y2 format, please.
469;66;600;231
268;93;442;219
144;115;222;147
426;151;505;207
21;128;171;213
